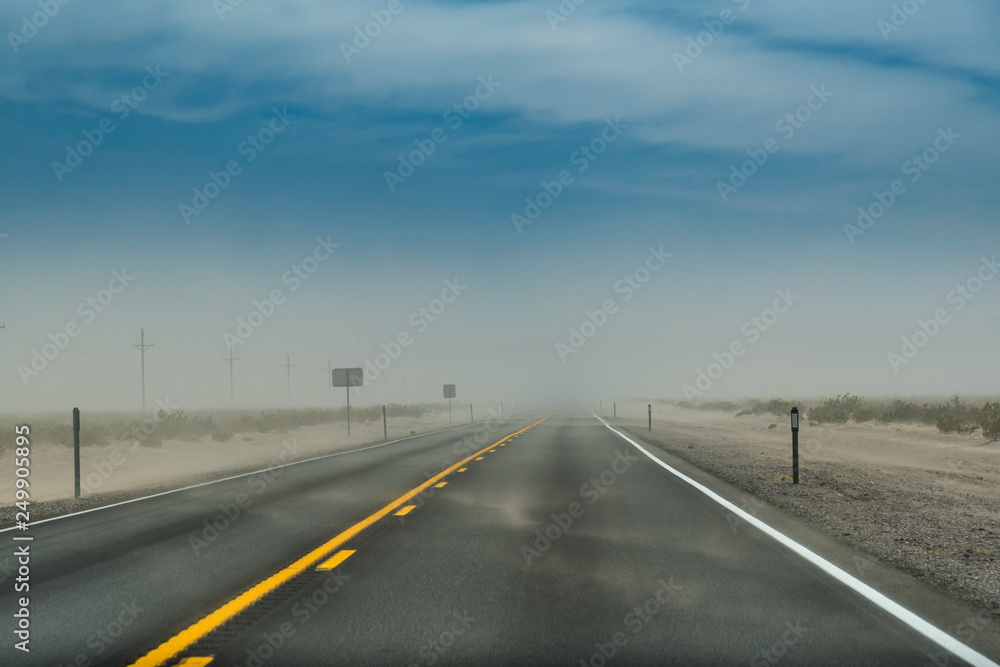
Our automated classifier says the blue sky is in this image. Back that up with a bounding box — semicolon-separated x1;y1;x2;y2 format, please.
0;0;998;412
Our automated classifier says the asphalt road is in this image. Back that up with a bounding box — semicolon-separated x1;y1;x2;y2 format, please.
2;414;998;666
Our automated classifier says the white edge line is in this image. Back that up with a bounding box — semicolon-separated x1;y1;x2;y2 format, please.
0;423;478;533
596;415;998;667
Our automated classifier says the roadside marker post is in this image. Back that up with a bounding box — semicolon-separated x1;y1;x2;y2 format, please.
73;408;81;498
382;404;387;440
791;407;800;484
648;403;652;432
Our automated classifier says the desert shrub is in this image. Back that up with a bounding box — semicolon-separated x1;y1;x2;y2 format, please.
808;394;866;424
211;429;233;442
974;402;1000;440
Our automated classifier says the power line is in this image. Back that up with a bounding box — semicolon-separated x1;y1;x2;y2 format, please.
133;329;153;411
281;353;295;401
224;347;239;407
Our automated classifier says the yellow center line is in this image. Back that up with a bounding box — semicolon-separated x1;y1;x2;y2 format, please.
434;482;447;488
129;415;551;667
457;468;467;472
475;457;484;461
317;549;355;571
395;505;416;516
176;658;213;667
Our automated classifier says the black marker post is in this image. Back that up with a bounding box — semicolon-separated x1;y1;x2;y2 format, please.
790;406;800;484
73;408;81;498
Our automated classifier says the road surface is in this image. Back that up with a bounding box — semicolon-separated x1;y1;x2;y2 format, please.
2;415;998;666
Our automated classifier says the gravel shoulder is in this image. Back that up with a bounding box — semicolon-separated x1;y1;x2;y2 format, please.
0;414;472;527
613;405;1000;617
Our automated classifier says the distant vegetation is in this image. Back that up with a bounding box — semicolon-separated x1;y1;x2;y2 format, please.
670;395;1000;440
0;403;445;454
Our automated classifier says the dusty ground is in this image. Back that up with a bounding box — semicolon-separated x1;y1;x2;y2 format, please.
612;403;1000;616
0;411;466;522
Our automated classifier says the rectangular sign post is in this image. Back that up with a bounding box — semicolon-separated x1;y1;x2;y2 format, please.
333;368;364;437
443;384;456;422
73;408;81;498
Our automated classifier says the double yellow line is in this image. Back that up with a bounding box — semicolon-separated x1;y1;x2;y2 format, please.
131;415;550;667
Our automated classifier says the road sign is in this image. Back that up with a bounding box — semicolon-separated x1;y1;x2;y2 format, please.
443;384;456;422
332;367;363;387
332;367;363;437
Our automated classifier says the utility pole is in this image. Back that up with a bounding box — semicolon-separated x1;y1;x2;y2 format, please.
224;347;239;407
282;353;295;401
326;361;333;398
133;329;153;411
